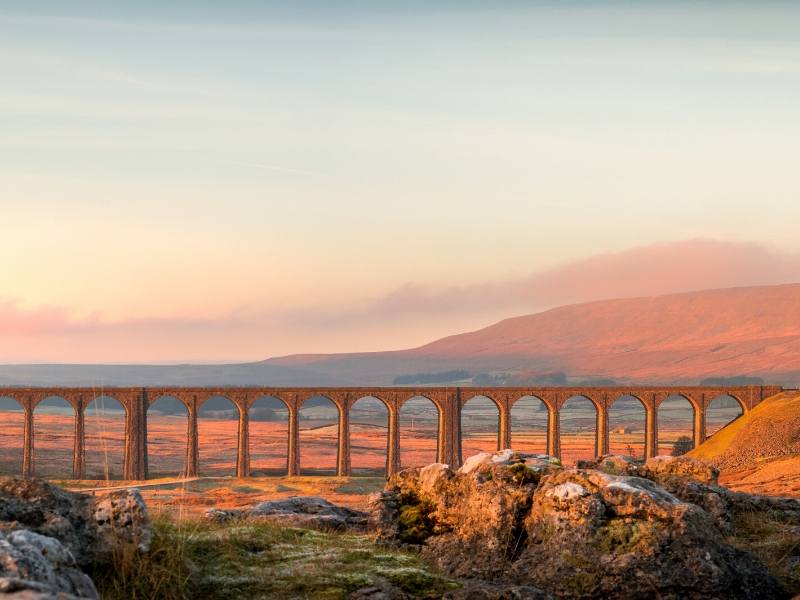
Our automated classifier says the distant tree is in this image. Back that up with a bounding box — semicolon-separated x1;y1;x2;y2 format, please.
249;407;277;422
393;370;470;385
700;376;763;386
671;436;694;456
625;444;637;459
472;372;508;386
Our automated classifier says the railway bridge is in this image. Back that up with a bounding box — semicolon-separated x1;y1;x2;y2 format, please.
0;385;782;480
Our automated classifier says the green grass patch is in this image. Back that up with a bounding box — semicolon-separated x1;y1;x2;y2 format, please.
334;479;384;495
231;485;262;494
274;483;298;493
92;514;456;600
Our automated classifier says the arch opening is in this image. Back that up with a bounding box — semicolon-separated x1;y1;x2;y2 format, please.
299;395;339;476
510;395;549;454
147;396;188;478
85;396;126;480
0;397;24;476
34;397;75;479
658;394;695;456
609;395;646;459
460;395;499;460
350;396;388;477
559;395;597;464
198;396;240;476
249;396;289;476
706;394;744;438
399;396;439;469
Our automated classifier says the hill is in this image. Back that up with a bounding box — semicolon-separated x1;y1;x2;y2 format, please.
267;283;800;385
1;283;800;386
690;391;800;497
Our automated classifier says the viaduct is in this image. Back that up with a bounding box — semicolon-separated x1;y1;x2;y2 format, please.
0;385;782;481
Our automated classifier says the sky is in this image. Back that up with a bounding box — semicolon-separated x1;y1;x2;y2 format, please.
2;1;800;363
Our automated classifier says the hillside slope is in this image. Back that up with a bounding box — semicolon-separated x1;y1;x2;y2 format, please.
269;283;800;384
690;391;800;497
2;283;800;386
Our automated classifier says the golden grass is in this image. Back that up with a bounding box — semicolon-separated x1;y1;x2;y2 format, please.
689;391;800;463
727;508;800;595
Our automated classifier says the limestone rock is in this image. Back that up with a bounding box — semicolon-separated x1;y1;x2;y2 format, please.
0;477;151;567
205;496;367;531
458;450;559;475
578;454;641;476
643;455;720;485
516;469;781;599
0;529;98;599
372;450;788;600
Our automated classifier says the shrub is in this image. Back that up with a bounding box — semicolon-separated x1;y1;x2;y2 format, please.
671;436;694;456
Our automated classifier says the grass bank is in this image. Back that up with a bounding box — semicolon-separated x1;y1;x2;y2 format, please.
91;515;458;600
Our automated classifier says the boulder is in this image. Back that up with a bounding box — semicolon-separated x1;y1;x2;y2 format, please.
205;496;367;531
0;529;98;599
374;452;562;578
0;477;151;567
643;455;719;485
515;469;782;599
372;450;788;600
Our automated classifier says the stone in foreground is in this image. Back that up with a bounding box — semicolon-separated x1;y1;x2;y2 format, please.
0;478;151;568
371;451;792;599
206;496;367;530
0;529;98;599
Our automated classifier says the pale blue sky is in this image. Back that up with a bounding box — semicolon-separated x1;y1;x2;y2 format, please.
2;2;800;360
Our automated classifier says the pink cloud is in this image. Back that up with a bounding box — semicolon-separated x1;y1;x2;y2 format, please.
2;238;799;362
0;299;93;336
329;239;800;323
524;239;800;307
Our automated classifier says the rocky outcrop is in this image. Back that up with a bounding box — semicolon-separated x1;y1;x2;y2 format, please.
0;478;152;599
0;530;98;599
206;496;367;531
372;451;793;599
0;478;150;568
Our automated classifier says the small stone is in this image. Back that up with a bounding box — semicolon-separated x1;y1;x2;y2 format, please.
205;496;367;531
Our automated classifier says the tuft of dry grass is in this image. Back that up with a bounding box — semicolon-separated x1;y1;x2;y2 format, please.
727;509;800;595
91;513;457;600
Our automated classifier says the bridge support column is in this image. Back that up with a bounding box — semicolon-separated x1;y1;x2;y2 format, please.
236;406;250;478
287;407;300;476
185;397;199;478
693;406;706;448
123;391;147;480
499;402;511;450
386;407;401;479
645;404;658;459
547;406;560;459
596;405;610;458
337;405;351;477
72;404;85;480
141;391;149;480
438;391;460;467
22;402;34;478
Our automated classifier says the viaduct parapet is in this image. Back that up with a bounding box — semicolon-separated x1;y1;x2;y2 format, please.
0;385;782;480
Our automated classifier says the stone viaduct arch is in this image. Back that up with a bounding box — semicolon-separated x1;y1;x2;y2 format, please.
0;385;782;480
